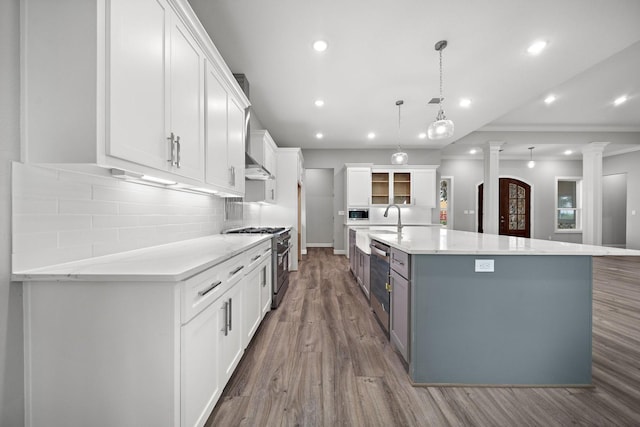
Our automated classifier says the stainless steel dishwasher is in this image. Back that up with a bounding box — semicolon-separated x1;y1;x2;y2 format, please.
370;240;391;334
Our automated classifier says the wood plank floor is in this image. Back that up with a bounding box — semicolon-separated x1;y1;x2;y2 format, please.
206;249;640;426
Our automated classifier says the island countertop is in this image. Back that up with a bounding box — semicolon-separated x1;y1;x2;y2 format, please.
12;234;271;282
369;227;640;256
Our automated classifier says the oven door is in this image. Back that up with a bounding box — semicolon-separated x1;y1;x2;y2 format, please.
273;245;290;308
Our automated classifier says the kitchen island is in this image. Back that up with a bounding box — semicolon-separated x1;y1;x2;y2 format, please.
369;227;640;386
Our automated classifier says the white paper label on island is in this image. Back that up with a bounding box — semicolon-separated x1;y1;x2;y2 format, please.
475;259;495;273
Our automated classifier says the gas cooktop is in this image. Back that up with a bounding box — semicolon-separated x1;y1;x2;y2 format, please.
225;227;287;235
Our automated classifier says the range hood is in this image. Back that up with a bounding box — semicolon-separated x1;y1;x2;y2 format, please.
245;152;273;180
234;74;274;181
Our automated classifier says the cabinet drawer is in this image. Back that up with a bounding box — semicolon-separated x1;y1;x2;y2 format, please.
245;241;271;272
390;248;410;279
182;255;246;324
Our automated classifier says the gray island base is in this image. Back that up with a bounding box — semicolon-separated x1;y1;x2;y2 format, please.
410;254;592;386
366;227;640;387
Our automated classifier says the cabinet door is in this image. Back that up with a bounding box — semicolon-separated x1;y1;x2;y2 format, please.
181;302;221;427
371;171;390;205
393;172;412;205
260;257;272;319
265;142;277;202
412;169;437;207
243;265;262;349
363;252;370;300
390;269;410;363
347;168;372;206
227;96;246;194
349;229;357;274
108;0;170;170
169;17;205;180
205;63;231;188
218;282;243;384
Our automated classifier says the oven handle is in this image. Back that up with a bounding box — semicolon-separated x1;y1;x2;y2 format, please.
277;247;290;259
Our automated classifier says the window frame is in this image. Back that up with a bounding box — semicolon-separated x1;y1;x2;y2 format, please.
554;177;582;233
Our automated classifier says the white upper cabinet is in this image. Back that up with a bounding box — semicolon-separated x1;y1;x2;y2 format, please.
412;168;437;207
167;17;205;180
346;166;372;207
204;62;231;188
245;130;278;203
23;0;247;191
108;0;170;172
204;63;245;196
227;96;246;194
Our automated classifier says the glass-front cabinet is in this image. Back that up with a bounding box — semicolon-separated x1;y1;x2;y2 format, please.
371;171;412;205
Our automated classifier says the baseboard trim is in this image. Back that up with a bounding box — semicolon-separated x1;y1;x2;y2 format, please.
333;249;346;255
301;249;307;255
307;243;333;247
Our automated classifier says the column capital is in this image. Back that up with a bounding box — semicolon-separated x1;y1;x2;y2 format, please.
582;141;610;154
483;141;504;152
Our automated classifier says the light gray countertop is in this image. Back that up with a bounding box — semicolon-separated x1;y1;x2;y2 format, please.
12;234;271;282
369;227;640;256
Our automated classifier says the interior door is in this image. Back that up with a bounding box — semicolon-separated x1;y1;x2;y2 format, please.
478;178;531;237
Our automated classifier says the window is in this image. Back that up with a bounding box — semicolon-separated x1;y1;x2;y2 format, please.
555;178;582;232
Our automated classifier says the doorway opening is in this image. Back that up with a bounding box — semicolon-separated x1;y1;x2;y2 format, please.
478;178;532;238
305;168;334;248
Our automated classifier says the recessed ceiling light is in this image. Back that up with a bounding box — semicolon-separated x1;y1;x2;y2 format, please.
544;94;556;104
367;132;376;139
315;132;323;139
564;150;572;155
313;40;328;52
418;132;427;139
469;149;477;154
459;98;472;108
614;95;628;106
527;40;548;55
314;99;324;107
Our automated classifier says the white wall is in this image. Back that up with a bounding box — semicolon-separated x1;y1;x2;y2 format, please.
0;0;24;424
604;149;640;249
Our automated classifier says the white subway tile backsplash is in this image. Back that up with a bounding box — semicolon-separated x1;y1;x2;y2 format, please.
12;163;228;270
58;228;118;248
14;214;92;234
13;197;58;214
59;199;119;215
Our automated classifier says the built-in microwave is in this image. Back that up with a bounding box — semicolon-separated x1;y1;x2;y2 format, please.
348;208;369;220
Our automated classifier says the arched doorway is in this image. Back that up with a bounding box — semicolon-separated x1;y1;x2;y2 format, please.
478;178;531;238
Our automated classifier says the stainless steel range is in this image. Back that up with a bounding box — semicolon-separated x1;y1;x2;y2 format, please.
224;227;292;308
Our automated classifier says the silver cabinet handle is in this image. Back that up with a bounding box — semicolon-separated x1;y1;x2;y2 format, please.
198;280;221;297
228;298;233;331
251;254;261;262
175;135;181;168
271;189;275;200
222;301;229;336
230;265;244;276
167;132;176;166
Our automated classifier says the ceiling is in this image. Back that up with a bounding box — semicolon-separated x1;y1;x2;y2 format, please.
188;0;640;160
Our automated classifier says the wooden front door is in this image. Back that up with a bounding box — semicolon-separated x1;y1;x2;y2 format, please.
478;178;531;238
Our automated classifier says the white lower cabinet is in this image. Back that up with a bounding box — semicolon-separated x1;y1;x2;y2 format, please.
22;240;271;427
260;256;273;319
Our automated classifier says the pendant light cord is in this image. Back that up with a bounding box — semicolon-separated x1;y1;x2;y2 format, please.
396;100;403;150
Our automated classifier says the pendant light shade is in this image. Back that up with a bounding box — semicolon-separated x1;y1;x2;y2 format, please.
391;100;408;165
427;40;454;140
527;146;536;168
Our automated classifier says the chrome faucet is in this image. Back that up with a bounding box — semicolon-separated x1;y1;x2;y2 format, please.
384;204;403;234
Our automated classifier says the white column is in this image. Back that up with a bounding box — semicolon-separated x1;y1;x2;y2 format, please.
483;141;503;235
582;142;609;245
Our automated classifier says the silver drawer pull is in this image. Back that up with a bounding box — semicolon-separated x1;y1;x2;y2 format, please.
395;260;405;266
198;280;221;297
230;265;245;276
222;301;229;336
251;255;261;262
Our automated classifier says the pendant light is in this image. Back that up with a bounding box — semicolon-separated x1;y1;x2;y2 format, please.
391;100;408;165
527;146;536;168
427;40;454;140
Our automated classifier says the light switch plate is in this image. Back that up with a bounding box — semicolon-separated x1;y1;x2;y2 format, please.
475;259;494;272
